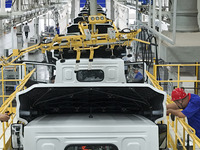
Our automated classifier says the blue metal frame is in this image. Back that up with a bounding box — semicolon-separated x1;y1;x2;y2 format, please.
139;0;153;5
80;0;106;7
6;0;12;8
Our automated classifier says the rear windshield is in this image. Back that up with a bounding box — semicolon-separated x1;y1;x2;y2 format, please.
65;144;118;150
76;70;104;82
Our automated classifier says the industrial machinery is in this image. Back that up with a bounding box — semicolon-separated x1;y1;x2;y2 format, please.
7;1;167;150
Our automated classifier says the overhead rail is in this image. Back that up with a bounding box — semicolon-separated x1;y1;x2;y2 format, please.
0;68;35;150
146;70;200;150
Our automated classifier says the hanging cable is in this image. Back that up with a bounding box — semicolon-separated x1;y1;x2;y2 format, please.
134;27;160;81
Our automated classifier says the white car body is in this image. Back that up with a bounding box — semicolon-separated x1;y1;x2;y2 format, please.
14;58;166;150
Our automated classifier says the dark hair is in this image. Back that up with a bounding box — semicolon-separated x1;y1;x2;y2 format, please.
50;75;56;80
181;87;185;90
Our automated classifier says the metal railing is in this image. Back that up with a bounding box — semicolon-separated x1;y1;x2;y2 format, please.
0;64;27;103
153;63;200;89
0;68;35;150
146;70;200;150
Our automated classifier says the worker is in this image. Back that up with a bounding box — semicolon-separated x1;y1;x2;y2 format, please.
23;23;30;39
133;68;144;83
0;113;10;122
55;23;60;35
49;26;54;36
167;88;200;138
50;75;56;83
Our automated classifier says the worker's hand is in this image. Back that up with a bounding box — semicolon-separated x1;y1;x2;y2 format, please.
171;114;175;121
166;109;185;118
0;113;10;122
166;109;171;116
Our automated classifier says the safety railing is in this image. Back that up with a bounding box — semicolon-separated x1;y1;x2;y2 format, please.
0;64;27;103
146;70;200;150
0;68;35;150
153;63;200;91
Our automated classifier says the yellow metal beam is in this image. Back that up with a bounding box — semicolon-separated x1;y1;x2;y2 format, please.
195;62;198;94
0;15;150;67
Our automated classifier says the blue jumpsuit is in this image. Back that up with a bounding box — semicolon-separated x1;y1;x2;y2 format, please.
182;93;200;138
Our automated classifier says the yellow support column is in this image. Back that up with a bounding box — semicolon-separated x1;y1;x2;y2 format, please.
175;118;178;150
153;58;156;78
89;47;94;61
167;116;170;148
2;122;6;149
1;67;4;103
183;118;185;148
177;65;180;88
76;49;81;63
195;62;198;94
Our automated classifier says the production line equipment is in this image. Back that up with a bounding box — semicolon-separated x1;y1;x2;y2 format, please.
0;14;149;69
0;2;168;150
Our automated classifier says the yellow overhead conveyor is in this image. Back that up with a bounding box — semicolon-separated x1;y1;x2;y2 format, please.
0;14;149;68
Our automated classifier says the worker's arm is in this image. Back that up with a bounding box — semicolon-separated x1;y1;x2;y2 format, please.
0;113;10;122
167;103;179;110
167;109;186;118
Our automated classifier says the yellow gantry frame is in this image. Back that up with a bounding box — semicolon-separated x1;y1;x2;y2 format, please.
0;15;149;67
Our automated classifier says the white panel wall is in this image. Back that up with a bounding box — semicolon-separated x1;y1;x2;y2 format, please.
0;0;5;12
106;0;114;20
114;2;129;29
106;0;112;19
58;3;70;34
118;6;129;29
198;0;200;30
